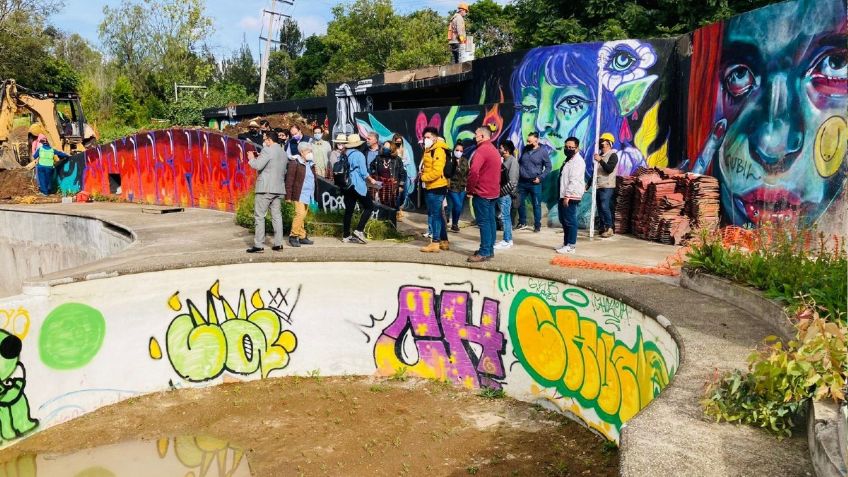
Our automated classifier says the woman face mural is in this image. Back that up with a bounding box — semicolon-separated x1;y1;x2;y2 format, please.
707;0;847;227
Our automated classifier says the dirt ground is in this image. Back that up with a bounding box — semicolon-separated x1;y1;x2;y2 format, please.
221;113;312;139
0;168;57;203
0;377;618;477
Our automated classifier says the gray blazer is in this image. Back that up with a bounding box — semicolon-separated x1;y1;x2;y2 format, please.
249;143;287;194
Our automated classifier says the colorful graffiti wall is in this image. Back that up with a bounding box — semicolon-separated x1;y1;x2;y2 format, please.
0;262;677;445
685;0;847;232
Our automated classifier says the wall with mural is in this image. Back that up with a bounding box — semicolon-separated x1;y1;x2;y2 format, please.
0;262;677;447
684;0;847;232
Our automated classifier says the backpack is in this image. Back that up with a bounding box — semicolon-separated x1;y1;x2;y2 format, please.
443;150;458;180
333;152;352;190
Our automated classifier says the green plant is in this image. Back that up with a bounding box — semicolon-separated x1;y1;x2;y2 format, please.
601;440;618;454
478;387;506;399
369;384;387;393
389;366;408;382
466;465;479;475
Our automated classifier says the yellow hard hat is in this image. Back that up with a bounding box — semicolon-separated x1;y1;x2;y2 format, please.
600;132;615;143
458;2;469;11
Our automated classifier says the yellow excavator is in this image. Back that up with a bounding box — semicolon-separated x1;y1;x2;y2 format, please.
0;79;98;170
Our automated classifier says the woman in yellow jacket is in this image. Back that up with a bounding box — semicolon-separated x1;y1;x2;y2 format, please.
420;127;450;252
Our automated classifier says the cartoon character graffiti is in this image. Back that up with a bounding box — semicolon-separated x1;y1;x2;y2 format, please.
373;285;506;390
509;290;671;439
158;281;298;382
0;330;38;442
689;0;847;229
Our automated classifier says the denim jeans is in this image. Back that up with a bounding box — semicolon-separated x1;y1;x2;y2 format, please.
517;181;542;229
447;191;465;227
558;199;580;246
36;165;55;195
472;196;497;257
425;189;448;241
498;195;513;242
596;187;615;231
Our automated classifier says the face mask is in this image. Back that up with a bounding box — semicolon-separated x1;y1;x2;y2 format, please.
394;142;402;147
564;149;576;159
424;138;434;149
382;147;392;155
454;150;463;158
293;134;302;140
305;152;314;161
313;133;322;140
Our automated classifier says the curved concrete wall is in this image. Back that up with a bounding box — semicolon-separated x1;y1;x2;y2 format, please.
0;262;678;448
0;210;132;298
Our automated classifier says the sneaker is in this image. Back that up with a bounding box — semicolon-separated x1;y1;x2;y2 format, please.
439;240;450;251
288;236;301;248
353;230;368;244
450;225;460;233
299;237;314;245
494;240;513;250
533;226;541;233
555;245;576;254
271;245;284;251
246;246;264;253
420;241;441;253
467;254;491;263
423;232;432;239
601;228;614;238
342;236;355;244
516;224;529;231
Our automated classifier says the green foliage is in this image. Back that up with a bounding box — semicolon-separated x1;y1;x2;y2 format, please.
466;0;517;57
686;227;847;324
389;366;408;382
478;387;506;399
220;42;259;95
166;83;255;126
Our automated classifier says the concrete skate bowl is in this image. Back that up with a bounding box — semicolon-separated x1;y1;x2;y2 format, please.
0;208;133;297
0;261;679;459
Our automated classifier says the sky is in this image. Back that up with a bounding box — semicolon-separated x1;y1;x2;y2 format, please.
51;0;488;62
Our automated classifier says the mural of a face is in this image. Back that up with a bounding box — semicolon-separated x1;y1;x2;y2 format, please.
716;0;847;226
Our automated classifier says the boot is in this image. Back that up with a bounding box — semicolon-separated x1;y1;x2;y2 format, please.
420;241;441;253
288;236;301;247
439;240;450;251
396;210;404;221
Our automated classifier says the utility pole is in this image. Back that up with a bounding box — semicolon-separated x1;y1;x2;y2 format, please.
257;0;293;103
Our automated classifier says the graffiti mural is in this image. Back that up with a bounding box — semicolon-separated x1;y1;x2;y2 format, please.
38;303;105;370
509;289;672;439
686;0;847;230
0;329;38;443
373;285;507;389
56;128;258;211
0;307;30;341
159;280;298;382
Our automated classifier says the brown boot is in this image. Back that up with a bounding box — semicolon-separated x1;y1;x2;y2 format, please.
420;241;441;253
396;211;404;221
601;228;614;238
439;240;450;251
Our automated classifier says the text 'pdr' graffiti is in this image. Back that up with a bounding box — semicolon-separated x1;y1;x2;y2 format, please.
374;286;506;390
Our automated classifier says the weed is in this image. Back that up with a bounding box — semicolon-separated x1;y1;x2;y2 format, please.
466;465;479;475
546;460;569;477
389;366;408;382
601;440;618;454
478;387;506;399
307;369;321;380
369;385;387;393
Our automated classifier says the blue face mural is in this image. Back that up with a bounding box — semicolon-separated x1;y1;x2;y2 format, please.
690;0;848;230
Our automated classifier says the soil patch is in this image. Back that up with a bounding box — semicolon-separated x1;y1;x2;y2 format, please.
0;377;618;476
0;168;58;203
221;113;311;139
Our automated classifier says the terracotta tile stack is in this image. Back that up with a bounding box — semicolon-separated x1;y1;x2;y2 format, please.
686;174;721;231
614;176;636;234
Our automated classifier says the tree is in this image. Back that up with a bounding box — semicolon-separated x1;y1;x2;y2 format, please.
278;17;304;59
221;42;259;95
265;49;295;101
166;82;255;126
323;0;400;81
290;35;330;98
387;9;449;70
465;0;516;57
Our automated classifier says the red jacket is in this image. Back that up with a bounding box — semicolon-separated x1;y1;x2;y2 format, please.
466;140;500;199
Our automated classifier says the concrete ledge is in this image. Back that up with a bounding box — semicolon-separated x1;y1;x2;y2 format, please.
808;400;848;477
680;266;795;340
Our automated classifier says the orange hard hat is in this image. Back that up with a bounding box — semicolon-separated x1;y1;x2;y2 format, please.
458;2;469;11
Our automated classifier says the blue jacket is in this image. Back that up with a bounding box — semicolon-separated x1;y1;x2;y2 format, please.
347;149;369;196
518;145;552;181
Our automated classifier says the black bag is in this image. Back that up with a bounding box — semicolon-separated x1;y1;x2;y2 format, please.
443;151;458;179
333;152;352;190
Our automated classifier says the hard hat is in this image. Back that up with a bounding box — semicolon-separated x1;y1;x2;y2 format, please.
600;132;615;143
458;2;469;11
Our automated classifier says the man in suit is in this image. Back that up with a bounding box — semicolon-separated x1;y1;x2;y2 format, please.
246;131;287;253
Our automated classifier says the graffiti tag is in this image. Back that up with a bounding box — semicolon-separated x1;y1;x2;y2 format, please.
591;294;631;331
527;278;560;303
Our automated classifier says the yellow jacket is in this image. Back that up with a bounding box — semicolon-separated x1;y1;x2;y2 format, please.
421;139;449;190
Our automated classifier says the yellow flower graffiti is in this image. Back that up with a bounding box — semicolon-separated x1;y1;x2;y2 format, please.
509;290;672;436
157;281;297;382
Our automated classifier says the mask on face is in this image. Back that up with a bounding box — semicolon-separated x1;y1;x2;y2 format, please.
564;149;576;159
394;142;403;147
293;134;302;141
454;150;463;158
306;152;314;161
424;138;434;149
381;147;392;155
313;133;322;140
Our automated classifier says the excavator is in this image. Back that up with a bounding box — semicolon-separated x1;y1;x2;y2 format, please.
0;79;98;170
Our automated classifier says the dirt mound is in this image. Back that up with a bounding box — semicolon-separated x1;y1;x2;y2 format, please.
221;112;312;138
0;168;50;203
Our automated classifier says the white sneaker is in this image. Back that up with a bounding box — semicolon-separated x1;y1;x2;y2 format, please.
353;230;368;244
423;232;432;239
342;236;355;243
555;245;576;254
494;240;513;250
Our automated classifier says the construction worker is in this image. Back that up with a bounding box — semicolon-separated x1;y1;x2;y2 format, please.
32;137;69;195
448;3;469;64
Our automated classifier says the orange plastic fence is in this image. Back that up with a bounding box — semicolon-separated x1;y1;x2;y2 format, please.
550;256;681;277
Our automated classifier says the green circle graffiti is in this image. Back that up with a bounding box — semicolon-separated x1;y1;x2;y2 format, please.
39;303;106;370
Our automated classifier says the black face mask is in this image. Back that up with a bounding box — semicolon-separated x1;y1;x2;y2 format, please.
564;149;576;159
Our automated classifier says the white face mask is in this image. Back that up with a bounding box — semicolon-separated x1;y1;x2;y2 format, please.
305;152;314;161
424;138;434;149
454;150;463;158
313;133;322;140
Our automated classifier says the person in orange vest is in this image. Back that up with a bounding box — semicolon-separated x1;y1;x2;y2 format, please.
32;137;69;195
448;3;469;64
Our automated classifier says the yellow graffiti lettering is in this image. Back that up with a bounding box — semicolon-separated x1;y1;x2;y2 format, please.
0;307;30;340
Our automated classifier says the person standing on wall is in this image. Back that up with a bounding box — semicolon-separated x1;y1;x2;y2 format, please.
594;132;619;238
311;125;332;178
516;132;552;233
32;137;69;195
419;127;450;253
247;131;287;253
466;127;500;263
448;3;469;64
285;141;318;248
446;142;469;232
495;140;519;250
341;133;377;245
557;137;586;254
